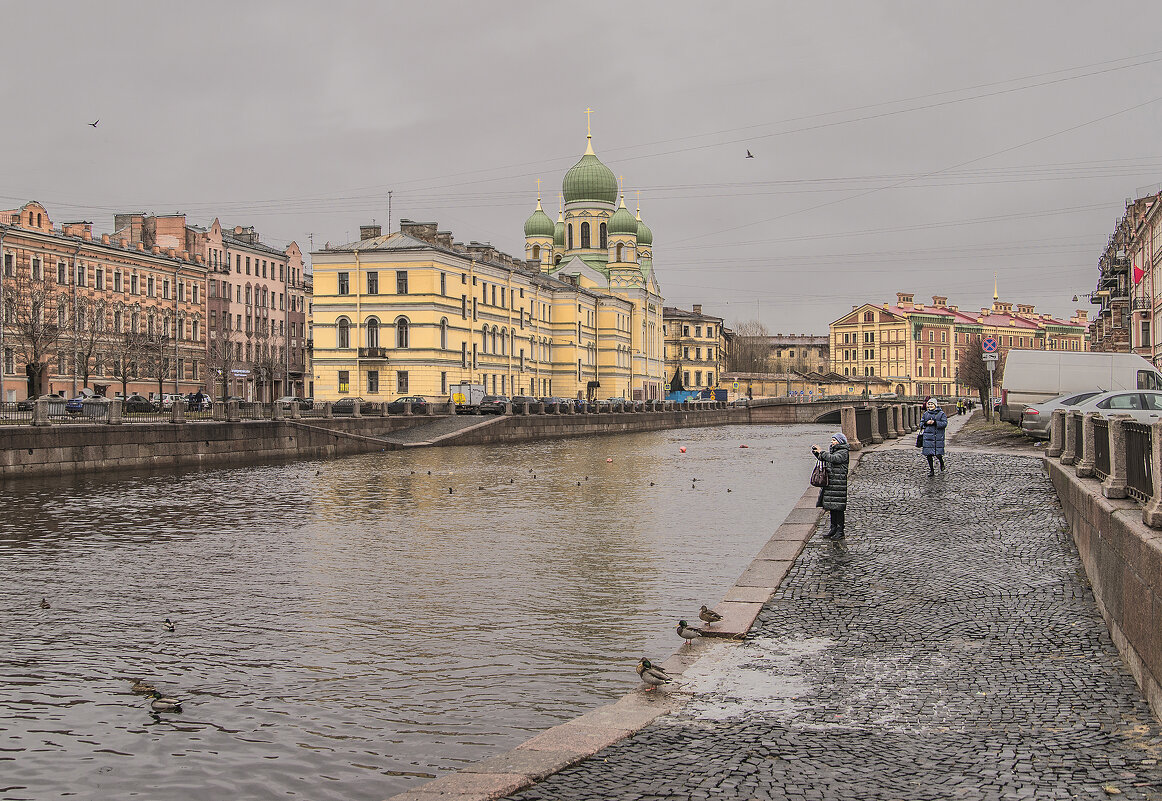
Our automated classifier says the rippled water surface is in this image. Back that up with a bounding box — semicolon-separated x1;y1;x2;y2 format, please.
0;423;826;800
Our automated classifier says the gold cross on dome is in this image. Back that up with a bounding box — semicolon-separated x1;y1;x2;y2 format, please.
535;178;542;199
585;107;593;136
635;189;642;211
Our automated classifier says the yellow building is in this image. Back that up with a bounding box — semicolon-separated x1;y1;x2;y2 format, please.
663;304;725;391
309;133;667;401
830;290;1089;398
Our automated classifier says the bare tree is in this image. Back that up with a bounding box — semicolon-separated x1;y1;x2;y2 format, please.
109;330;145;399
142;332;173;399
727;320;773;374
72;298;107;390
6;268;62;397
958;335;1006;420
207;326;243;400
253;327;285;402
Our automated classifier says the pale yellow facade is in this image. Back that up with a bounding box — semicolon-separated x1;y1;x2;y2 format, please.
663;305;725;391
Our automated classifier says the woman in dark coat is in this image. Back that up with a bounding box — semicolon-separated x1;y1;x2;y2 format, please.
813;432;849;541
921;398;948;475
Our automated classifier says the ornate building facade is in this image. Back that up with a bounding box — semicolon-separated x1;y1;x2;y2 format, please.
310;132;666;401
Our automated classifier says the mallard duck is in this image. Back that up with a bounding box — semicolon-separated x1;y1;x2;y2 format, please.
149;691;183;713
636;658;673;691
131;679;157;695
39;598;50;609
699;605;724;626
676;620;701;643
163;618;175;632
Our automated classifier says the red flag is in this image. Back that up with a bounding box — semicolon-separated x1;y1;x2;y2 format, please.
1134;261;1146;285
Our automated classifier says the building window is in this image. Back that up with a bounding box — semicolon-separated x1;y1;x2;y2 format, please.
2;253;11;277
461;342;467;368
366;318;380;348
440;273;447;296
599;223;607;250
147;276;155;297
708;371;714;385
396;371;408;393
338;272;350;295
441;371;447;394
367;271;378;294
567;224;573;249
580;222;590;249
396;318;409;348
367;370;379;394
245;257;251;275
683;371;690;386
338;318;350;348
56;261;65;284
462;295;468;319
616;243;623;262
396;271;408;294
338;370;350;394
440;318;448;350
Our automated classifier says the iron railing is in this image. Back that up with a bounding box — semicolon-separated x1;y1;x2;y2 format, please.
1070;412;1083;455
1094;419;1110;480
1125;422;1154;502
855;408;872;443
0;401;33;425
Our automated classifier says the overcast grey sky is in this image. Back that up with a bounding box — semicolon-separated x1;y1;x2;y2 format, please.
3;1;1162;333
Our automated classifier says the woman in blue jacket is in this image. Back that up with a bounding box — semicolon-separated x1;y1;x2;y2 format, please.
921;398;948;475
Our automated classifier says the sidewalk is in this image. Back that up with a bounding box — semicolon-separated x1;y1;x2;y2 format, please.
504;433;1162;800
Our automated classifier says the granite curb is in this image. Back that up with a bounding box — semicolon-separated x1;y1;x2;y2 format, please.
383;447;862;801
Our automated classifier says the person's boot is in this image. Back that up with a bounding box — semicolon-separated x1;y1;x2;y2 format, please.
833;521;845;541
940;457;946;472
822;521;837;540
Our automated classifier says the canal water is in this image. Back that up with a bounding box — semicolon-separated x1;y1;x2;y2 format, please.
0;423;828;800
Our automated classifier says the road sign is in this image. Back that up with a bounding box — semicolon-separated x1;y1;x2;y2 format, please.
982;336;999;353
982;353;999;361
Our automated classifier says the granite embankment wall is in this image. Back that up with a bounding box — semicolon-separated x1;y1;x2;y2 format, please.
437;407;748;446
1046;458;1162;720
0;409;750;479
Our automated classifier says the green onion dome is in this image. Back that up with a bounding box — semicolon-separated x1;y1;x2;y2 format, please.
523;202;554;238
562;139;618;205
608;196;638;237
554;215;565;248
635;211;653;247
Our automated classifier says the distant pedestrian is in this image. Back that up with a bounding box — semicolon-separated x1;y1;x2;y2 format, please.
921;398;948;475
812;432;849;540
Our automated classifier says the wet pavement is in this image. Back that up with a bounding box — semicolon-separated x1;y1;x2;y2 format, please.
506;442;1162;800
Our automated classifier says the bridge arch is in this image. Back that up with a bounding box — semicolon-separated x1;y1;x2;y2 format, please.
813;409;842;424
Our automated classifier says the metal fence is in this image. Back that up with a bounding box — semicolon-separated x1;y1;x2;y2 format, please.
1125;421;1154;502
123;404;170;424
54;399;112;424
1094;418;1110;480
855;408;872;443
0;401;33;425
1070;413;1083;455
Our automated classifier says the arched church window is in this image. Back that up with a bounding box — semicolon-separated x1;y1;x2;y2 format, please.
616;243;623;262
580;222;590;249
531;244;540;260
567;224;573;250
599;223;607;250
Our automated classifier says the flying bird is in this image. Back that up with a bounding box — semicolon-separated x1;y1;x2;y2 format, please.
89;119;99;128
745;149;754;158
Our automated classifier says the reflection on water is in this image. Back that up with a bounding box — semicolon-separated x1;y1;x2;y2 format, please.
0;423;827;800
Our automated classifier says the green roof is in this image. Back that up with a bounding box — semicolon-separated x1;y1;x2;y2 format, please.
608;203;638;236
523;207;554;238
562;150;617;205
636;216;653;246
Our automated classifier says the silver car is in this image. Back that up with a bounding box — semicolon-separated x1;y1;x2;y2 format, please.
1067;389;1162;427
1020;390;1103;440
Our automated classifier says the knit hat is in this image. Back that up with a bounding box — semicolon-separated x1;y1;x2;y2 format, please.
832;432;848;445
926;398;938;410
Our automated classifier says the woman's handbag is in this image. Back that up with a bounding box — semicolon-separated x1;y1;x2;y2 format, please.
916;431;924;448
810;461;829;488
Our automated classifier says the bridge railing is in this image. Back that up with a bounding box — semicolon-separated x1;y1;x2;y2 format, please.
854;408;872;443
1048;409;1159;527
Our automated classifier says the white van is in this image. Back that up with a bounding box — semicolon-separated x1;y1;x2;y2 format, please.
999;350;1162;423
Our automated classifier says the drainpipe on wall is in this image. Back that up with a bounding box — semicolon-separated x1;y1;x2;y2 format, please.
174;261;180;395
71;243;81;396
0;224;6;403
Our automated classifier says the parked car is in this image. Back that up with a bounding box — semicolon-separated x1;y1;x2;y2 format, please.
539;396;571;412
477;395;510;414
123;394;158;413
332;397;368;415
511;395;538;408
1069;389;1162;427
275;395;314;410
730;398;750;407
386;396;430;414
1000;350;1162;424
1020;390;1104;440
224;396;246;404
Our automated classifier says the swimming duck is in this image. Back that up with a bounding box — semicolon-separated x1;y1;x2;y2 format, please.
163;618;175;632
149;691;183;713
699;605;724;626
676;620;701;643
39;598;50;609
636;658;673;691
131;679;157;695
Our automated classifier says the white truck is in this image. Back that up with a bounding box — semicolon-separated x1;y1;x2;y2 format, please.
999;350;1162;423
450;383;486;414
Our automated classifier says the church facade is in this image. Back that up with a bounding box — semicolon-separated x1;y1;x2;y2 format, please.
310;132;666;401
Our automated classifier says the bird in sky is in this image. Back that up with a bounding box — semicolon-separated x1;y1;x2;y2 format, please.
745;149;754;158
89;119;99;128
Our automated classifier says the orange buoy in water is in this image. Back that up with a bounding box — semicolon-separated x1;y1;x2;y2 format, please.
679;447;687;453
739;444;749;449
606;457;613;462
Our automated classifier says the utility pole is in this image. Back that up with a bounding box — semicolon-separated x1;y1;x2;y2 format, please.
387;191;393;234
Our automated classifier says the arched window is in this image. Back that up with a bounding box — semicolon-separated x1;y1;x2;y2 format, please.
337;318;350;348
491;327;498;354
616;243;623;262
531;244;540;260
580;222;590;249
366;318;380;348
440;318;448;350
599;223;607;249
500;328;507;356
554;255;562;266
396;318;410;349
567;224;573;249
481;325;489;354
36;213;41;227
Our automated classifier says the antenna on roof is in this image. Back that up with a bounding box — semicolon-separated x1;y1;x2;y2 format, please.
388;190;393;234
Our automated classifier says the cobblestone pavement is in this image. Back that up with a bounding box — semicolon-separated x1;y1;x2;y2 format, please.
507;450;1162;800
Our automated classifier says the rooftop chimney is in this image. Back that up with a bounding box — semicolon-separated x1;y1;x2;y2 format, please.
896;292;914;309
692;303;702;315
360;223;382;240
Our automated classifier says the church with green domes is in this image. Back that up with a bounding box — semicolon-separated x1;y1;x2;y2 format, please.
522;129;665;397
